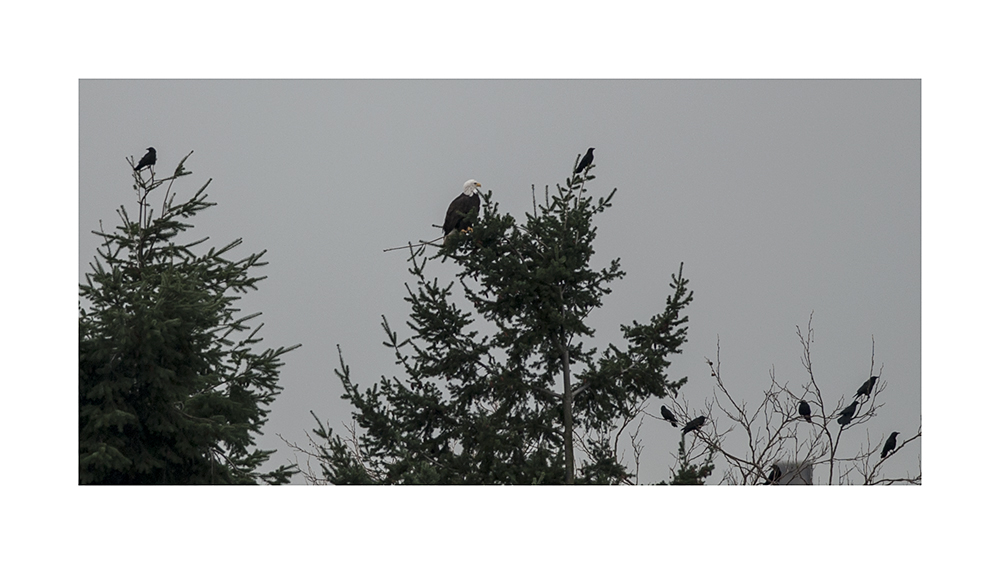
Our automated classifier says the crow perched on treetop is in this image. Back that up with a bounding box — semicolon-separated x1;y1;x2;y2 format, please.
574;147;595;174
660;405;679;427
134;147;156;171
881;431;900;459
837;401;859;426
855;376;878;398
798;400;812;423
682;415;706;435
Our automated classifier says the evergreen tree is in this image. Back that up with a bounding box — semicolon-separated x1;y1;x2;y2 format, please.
79;152;298;484
309;155;692;484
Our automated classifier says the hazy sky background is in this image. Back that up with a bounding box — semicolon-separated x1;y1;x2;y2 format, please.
79;79;920;484
8;2;998;561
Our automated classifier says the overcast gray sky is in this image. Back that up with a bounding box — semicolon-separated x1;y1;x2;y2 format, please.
80;79;920;484
8;1;1000;561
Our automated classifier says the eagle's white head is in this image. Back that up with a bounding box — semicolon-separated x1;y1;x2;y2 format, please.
463;179;481;196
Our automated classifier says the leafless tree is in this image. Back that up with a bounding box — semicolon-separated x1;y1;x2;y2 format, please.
656;314;920;485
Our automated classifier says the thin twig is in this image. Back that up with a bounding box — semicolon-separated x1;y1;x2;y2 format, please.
383;235;445;253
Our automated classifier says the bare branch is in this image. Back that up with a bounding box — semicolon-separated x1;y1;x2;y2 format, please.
666;316;918;485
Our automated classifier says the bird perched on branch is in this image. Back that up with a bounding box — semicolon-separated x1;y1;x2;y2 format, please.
443;179;481;237
134;147;156;171
682;415;706;435
881;431;900;459
764;464;782;485
660;405;679;427
574;147;595;174
855;376;878;398
837;401;859;426
798;400;812;423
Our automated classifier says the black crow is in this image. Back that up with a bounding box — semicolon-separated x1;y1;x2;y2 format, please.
574;147;595;174
134;147;156;171
764;464;782;485
798;400;812;423
881;431;900;459
660;405;679;427
837;401;859;426
682;415;706;435
855;376;878;398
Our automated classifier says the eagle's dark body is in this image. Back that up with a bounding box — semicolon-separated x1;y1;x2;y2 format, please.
443;180;481;236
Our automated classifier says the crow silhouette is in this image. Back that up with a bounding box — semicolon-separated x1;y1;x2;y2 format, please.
798;400;812;423
881;431;900;459
660;405;679;427
134;147;156;171
855;376;878;398
574;147;594;174
837;401;859;426
682;415;706;435
764;464;782;485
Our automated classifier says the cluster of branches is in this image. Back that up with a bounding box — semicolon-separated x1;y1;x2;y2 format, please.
302;156;692;484
79;153;298;484
658;314;920;485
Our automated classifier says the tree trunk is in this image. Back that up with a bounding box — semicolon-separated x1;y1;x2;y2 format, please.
562;344;574;484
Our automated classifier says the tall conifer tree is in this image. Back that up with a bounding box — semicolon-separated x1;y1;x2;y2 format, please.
79;152;298;484
310;154;692;484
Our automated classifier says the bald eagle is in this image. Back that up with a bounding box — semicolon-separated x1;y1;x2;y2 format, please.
443;179;481;236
